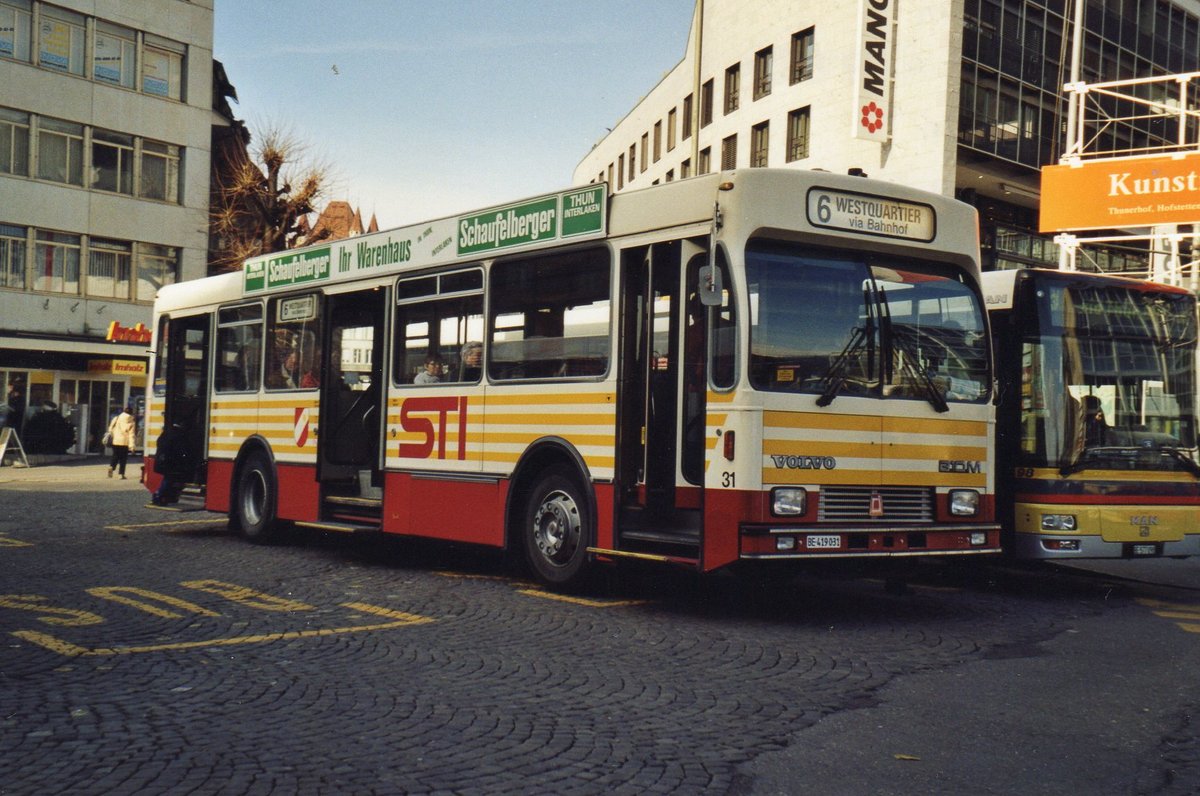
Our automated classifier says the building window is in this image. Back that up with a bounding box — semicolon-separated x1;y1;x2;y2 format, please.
699;147;711;175
33;230;81;294
37;5;85;76
665;169;674;182
791;27;814;84
36;117;84;185
0;0;32;62
653;121;662;162
681;158;691;178
0;107;29;176
700;79;714;127
87;238;132;298
93;22;136;89
140;140;180;202
682;94;693;139
607;163;613;187
667;108;677;151
787;106;811;162
640;132;649;172
617;154;624;189
142;35;185;100
0;223;26;289
628;144;636;182
91;130;134;195
721;135;737;170
754;46;773;100
724;63;740;114
136;243;178;301
751;121;769;167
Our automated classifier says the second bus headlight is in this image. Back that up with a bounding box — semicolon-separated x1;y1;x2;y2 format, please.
949;489;979;517
1041;514;1077;531
772;487;807;516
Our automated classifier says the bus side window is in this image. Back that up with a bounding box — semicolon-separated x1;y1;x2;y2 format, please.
394;269;485;385
215;304;263;393
488;248;611;381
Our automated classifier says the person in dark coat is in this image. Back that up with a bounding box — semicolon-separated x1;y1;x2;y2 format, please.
151;410;197;505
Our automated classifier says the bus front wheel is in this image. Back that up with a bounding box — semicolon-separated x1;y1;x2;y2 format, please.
235;453;279;543
522;468;591;587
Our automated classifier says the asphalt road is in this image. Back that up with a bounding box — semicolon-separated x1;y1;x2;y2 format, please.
0;458;1197;795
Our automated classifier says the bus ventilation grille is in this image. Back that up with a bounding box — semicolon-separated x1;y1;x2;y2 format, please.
818;486;933;522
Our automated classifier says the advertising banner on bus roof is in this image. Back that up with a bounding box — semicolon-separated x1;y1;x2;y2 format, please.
243;184;607;295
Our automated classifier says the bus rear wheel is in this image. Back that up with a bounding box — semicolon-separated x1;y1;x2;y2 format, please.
235;453;279;543
522;468;591;587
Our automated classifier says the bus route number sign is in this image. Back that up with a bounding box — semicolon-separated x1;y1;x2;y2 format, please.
807;188;936;242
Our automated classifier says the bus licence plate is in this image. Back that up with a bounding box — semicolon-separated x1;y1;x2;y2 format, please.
1131;544;1158;557
806;534;841;549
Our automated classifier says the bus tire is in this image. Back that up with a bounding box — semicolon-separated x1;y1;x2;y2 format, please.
235;453;279;543
522;467;591;587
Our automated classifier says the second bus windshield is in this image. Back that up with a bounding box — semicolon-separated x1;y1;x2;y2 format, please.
746;241;989;406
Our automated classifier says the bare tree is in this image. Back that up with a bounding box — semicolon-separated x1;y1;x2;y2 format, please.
209;122;333;273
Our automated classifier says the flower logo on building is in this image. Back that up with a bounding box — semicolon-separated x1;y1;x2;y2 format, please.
860;102;885;134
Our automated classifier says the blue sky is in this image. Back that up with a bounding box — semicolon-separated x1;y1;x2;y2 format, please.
214;1;696;229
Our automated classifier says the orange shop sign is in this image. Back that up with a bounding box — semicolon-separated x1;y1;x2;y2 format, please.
1040;153;1200;232
106;320;153;344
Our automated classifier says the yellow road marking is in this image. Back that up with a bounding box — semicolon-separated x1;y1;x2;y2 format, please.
1137;597;1200;632
0;534;32;547
515;589;647;609
104;518;228;533
11;601;433;657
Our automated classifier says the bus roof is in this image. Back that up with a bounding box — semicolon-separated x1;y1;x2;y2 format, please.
161;169;983;310
982;267;1193;312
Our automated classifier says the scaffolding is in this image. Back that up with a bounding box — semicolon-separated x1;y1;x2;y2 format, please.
1053;2;1200;288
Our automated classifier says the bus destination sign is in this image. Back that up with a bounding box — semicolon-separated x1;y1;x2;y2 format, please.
807;188;936;242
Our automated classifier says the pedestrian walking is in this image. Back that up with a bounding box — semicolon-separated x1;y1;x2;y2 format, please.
106;403;136;479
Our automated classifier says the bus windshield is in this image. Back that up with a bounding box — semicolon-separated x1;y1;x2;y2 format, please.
1017;278;1199;473
746;241;989;406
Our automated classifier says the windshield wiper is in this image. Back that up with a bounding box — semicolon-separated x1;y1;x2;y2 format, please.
815;325;868;407
1163;446;1200;477
888;327;949;413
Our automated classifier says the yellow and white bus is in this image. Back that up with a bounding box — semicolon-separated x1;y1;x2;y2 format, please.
146;168;999;587
984;268;1200;558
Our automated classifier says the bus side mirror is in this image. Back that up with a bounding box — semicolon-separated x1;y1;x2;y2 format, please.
698;264;723;307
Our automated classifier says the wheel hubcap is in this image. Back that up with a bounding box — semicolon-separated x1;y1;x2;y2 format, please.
532;490;580;565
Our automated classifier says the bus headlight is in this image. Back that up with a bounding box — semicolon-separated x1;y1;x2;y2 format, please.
772;487;807;516
1041;514;1077;531
949;489;979;517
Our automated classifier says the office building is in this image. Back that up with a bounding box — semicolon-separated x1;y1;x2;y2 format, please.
574;0;1200;274
0;0;215;450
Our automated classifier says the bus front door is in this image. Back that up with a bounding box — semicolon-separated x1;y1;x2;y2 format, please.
158;314;210;487
318;289;387;494
617;240;706;553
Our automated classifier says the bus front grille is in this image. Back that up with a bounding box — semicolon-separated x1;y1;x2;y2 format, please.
818;486;934;523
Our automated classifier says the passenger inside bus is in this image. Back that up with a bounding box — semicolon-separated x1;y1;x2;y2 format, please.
415;356;442;384
460;341;482;381
1083;394;1107;447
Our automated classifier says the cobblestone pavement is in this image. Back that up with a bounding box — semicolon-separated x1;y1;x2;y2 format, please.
0;460;1197;794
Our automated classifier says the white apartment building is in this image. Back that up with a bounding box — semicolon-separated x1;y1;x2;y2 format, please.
576;0;1200;276
0;0;214;451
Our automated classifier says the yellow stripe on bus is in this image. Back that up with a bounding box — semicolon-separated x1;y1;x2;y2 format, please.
1024;467;1199;484
482;392;616;406
881;416;988;436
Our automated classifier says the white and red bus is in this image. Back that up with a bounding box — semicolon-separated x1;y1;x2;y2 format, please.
145;168;1000;587
984;268;1200;559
